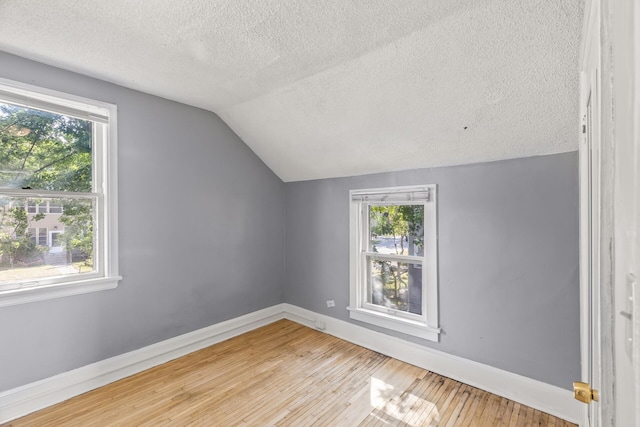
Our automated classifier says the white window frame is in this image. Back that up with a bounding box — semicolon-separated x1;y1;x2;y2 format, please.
348;185;440;341
0;78;120;307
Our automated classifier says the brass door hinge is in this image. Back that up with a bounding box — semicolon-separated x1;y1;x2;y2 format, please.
573;381;599;404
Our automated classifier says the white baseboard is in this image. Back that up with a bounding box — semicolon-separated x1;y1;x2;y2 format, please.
0;303;582;425
283;304;583;425
0;304;285;424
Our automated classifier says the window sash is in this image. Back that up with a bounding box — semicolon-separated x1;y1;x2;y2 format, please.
362;202;426;253
363;253;424;321
0;88;109;124
1;188;99;199
362;302;424;321
0;193;102;290
363;252;424;263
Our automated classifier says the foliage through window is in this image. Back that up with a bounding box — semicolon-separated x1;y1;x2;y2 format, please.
349;185;439;341
368;205;424;314
0;79;119;305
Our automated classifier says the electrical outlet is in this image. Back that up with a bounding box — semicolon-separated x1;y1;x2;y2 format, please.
326;300;335;308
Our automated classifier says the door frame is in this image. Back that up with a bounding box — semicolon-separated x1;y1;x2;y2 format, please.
579;1;602;425
628;0;640;421
580;0;640;425
633;0;640;420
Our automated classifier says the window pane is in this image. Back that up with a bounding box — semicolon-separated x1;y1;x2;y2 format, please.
38;227;48;246
368;258;422;315
0;196;96;287
49;204;62;213
0;102;93;192
368;205;424;256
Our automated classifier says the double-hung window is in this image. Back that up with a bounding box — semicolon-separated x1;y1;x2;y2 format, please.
0;78;120;306
348;185;440;341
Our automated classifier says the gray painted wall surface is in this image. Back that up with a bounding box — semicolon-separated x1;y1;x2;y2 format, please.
284;153;580;390
0;52;285;391
0;51;580;395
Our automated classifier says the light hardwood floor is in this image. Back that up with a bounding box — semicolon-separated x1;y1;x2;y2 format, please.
3;320;576;426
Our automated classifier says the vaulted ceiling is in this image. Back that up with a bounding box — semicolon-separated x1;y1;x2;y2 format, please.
0;0;583;182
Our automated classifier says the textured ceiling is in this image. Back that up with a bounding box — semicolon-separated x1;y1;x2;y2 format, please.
0;0;583;182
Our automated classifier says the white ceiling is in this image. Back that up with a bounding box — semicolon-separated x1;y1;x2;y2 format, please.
0;0;583;182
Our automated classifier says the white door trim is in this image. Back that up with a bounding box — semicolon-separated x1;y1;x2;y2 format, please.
579;0;603;425
632;0;640;420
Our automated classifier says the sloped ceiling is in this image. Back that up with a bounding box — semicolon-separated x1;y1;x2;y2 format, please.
0;0;583;182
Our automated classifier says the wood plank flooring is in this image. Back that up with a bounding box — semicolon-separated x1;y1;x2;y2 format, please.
3;320;577;426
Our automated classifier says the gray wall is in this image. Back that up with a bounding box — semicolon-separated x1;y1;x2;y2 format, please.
284;152;580;390
0;51;580;395
0;52;285;391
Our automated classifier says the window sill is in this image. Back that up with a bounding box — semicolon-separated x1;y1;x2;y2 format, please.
347;306;441;342
0;276;122;307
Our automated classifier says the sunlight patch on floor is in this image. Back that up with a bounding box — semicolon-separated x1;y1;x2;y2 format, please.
369;376;440;426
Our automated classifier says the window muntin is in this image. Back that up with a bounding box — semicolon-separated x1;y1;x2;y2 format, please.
0;78;119;304
349;185;439;341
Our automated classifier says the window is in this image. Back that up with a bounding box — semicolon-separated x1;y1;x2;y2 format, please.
38;227;48;246
25;201;64;214
28;227;36;245
48;203;63;214
0;78;120;306
348;185;440;341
